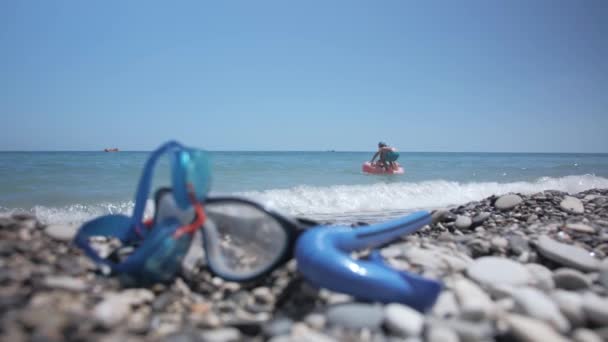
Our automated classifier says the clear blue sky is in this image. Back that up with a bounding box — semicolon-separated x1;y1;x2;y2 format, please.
1;0;606;152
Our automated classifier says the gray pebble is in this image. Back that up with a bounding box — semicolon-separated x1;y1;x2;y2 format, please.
582;292;608;326
495;194;523;210
536;235;599;272
505;314;569;342
599;259;608;289
551;290;586;327
426;325;459;342
429;318;493;342
455;216;472;230
44;223;79;241
553;268;591;290
526;263;555;291
452;277;495;320
508;235;530;255
263;317;293;337
471;212;490;227
431;291;460;318
572;328;603;342
43;276;87;292
384;303;424;337
512;287;570;332
326;303;384;330
466;257;531;295
565;223;595;234
201;328;241;342
560;196;585;214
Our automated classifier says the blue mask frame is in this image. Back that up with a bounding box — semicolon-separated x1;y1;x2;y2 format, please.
74;140;211;285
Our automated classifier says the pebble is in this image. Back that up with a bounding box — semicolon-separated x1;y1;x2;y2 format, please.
451;277;495;320
93;295;132;328
553;268;591;290
505;314;569;342
511;287;570;332
43;276;87;292
466;257;531;294
551;290;586;327
471;212;490;227
572;328;603;342
526;263;555;291
560;196;585;214
426;325;459;342
431;291;460;318
495;194;523;210
582;292;608;326
507;235;530;255
599;259;608;289
536;235;600;272
565;223;595;234
44;223;79;241
201;328;241;342
264;317;293;337
326;303;384;330
384;303;424;337
430;318;494;342
454;216;472;230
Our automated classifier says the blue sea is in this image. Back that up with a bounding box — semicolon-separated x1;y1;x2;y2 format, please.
1;151;608;225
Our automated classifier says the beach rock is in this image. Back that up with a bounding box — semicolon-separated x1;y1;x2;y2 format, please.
263;318;293;337
560;196;585;214
572;328;603;342
551;290;586;327
384;303;424;337
431;291;460;318
505;314;569;342
512;287;570;332
582;292;608;326
526;263;555;291
565;223;595;234
304;313;326;330
454;216;472;230
326;303;383;330
471;212;490;227
508;235;530;255
452;278;495;320
430;318;494;342
495;194;523;210
553;268;591;290
467;257;531;295
426;325;459;342
432;209;450;224
404;246;472;274
536;235;600;272
93;295;132;328
201;328;241;342
599;259;608;289
44;223;78;242
43;275;87;292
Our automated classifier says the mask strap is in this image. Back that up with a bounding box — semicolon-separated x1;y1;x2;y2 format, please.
132;140;185;236
173;184;206;238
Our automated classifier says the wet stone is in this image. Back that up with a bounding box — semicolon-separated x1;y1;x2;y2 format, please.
495;194;523;210
384;303;424;337
561;196;585;214
512;287;570;332
326;303;384;330
505;314;569;342
551;290;586;327
582;292;608;326
536;235;600;272
508;235;530;255
553;268;591;290
44;224;79;242
454;216;472;230
471;212;490;227
466;257;531;294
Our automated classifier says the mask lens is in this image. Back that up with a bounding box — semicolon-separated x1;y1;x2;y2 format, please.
204;200;288;280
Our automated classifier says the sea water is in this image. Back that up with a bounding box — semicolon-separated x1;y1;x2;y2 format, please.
1;151;608;224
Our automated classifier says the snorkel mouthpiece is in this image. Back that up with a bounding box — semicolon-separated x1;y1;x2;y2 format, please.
295;211;442;312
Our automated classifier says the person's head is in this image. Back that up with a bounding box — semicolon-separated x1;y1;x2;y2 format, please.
378;142;387;148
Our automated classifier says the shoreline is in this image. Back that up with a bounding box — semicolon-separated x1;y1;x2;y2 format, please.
1;188;607;341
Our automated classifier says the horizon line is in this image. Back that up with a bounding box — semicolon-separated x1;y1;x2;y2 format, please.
1;149;607;154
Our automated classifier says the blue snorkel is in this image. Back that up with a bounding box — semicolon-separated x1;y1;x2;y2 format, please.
295;211;442;312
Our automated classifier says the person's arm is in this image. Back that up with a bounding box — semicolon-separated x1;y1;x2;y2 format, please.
370;151;379;163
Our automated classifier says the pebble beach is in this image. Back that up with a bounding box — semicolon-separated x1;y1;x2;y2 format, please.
2;188;608;342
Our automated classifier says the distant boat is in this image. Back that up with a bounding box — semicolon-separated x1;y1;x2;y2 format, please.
104;148;119;152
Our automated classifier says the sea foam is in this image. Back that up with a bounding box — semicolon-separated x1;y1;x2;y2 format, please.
3;174;607;225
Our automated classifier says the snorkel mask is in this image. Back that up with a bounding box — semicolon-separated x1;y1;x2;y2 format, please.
74;141;211;285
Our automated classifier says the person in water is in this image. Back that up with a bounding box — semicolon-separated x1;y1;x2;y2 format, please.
370;142;400;170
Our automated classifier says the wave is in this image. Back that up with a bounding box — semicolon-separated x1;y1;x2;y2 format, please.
2;175;607;225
